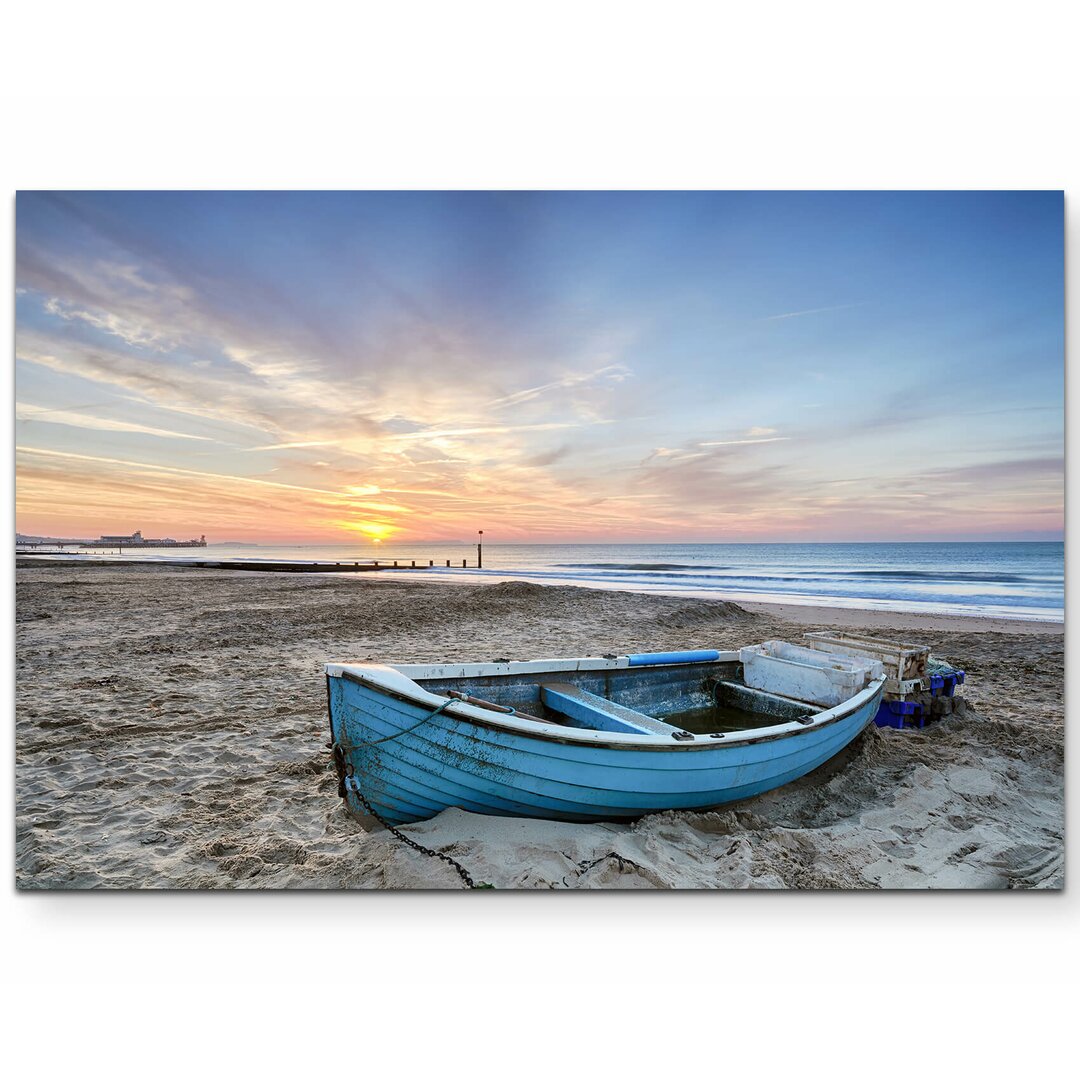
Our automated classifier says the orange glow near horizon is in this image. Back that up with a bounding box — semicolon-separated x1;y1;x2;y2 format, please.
337;520;397;542
12;431;1067;544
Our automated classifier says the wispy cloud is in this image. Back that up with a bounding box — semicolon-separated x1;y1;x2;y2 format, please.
761;302;863;322
487;364;631;409
239;440;340;452
16;402;212;441
16;446;345;497
387;422;596;442
698;436;790;448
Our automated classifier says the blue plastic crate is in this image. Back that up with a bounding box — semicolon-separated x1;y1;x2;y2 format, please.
874;699;924;729
928;668;966;696
926;661;965;696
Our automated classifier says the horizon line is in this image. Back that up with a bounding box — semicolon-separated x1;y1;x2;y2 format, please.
18;537;1060;546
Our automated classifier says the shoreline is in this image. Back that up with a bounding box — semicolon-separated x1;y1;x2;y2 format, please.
15;564;1064;888
14;557;1064;629
738;598;1062;636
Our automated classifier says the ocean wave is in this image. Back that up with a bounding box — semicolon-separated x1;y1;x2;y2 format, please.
510;567;1061;606
820;570;1034;583
557;564;1040;585
556;562;728;571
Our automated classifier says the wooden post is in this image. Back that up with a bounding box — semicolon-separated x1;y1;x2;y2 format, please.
429;559;433;567
478;530;483;569
462;559;466;568
446;559;450;567
411;560;416;567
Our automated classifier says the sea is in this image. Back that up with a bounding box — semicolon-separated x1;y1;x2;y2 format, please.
22;541;1065;622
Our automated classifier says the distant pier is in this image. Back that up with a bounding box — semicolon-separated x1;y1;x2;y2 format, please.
16;528;207;552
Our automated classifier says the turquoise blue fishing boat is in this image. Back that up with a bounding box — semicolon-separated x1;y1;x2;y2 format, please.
327;648;885;825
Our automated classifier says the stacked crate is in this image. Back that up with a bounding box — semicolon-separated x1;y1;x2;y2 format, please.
802;631;966;730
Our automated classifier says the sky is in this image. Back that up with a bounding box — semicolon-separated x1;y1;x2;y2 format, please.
14;190;1063;544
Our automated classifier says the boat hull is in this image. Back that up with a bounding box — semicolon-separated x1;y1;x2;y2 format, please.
327;668;883;825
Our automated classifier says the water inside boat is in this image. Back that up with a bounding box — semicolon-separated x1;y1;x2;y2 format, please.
656;701;781;734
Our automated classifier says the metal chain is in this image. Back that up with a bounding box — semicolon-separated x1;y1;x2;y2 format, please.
330;697;491;889
339;765;491;889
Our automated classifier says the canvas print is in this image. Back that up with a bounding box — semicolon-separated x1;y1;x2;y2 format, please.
14;190;1063;889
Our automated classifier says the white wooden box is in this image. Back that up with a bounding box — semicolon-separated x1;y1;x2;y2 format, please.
802;631;929;696
739;640;881;709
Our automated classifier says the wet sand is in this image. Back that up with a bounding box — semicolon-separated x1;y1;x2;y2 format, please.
15;563;1064;889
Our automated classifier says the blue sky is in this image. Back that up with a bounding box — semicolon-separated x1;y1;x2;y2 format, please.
15;190;1063;542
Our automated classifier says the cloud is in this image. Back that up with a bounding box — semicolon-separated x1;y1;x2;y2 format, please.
520;444;572;468
698;436;789;447
387;422;592;442
17;232;626;475
761;302;863;321
240;440;340;452
915;456;1064;488
16;445;345;498
16;402;213;441
487;364;631;409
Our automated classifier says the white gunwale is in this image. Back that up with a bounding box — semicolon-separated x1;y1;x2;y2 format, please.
326;658;885;751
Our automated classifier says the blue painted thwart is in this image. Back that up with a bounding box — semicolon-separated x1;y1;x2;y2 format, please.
326;651;885;824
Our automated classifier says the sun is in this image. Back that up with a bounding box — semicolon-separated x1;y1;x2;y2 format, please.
335;519;397;542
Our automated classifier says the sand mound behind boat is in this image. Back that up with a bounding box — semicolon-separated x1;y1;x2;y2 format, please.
481;580;550;599
479;580;754;626
657;599;755;626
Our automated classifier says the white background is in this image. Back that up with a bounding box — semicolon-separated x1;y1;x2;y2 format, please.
2;3;1076;1076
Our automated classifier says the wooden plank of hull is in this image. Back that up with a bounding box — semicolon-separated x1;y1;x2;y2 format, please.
341;710;874;824
350;717;870;824
349;690;850;797
375;716;866;819
328;675;883;824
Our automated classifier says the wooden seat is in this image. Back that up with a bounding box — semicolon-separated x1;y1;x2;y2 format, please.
540;683;683;737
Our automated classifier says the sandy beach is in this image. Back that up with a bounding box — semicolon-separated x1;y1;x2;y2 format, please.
15;563;1064;889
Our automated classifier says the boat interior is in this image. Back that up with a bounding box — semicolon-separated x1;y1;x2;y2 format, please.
413;659;822;738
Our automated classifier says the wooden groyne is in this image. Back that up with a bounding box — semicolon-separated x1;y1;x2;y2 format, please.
185;558;478;573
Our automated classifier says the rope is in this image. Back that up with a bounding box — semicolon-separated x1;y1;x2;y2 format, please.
351;696;459;746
